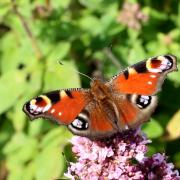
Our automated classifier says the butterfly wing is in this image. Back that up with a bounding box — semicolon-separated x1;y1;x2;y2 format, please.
105;54;177;130
108;55;177;95
23;89;90;125
110;93;158;130
23;88;115;138
68;100;117;139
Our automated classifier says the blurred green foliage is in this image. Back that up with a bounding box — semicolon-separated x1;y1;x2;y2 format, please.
0;0;180;179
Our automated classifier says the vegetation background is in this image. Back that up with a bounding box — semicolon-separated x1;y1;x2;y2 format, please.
0;0;180;179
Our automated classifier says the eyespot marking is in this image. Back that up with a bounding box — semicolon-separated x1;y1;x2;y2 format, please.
40;95;51;104
136;95;152;109
35;97;43;103
71;118;89;130
164;55;173;63
28;95;52;115
147;55;174;73
42;104;51;112
69;110;89;130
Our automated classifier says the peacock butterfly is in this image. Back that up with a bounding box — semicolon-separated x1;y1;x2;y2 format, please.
23;55;178;139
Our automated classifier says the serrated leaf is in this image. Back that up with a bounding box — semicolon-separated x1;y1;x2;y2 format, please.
142;118;164;138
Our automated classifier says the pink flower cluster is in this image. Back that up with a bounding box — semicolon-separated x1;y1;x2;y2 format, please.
117;2;148;30
65;129;180;180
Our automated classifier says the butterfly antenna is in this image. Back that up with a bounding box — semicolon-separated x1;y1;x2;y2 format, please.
57;60;93;81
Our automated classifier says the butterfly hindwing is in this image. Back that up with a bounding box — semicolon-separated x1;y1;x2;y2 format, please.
109;55;177;95
111;93;158;130
68;101;117;139
23;89;90;125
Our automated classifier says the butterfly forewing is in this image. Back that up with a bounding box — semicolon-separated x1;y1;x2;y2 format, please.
23;89;90;125
109;55;177;95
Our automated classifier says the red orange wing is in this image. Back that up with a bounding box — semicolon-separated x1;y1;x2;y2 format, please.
108;55;177;95
23;89;90;125
67;101;117;139
23;89;116;139
112;94;158;130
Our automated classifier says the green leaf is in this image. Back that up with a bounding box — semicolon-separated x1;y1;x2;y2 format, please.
28;120;44;137
40;127;71;148
22;162;36;180
3;132;38;164
0;70;26;114
51;0;71;8
0;29;35;74
7;101;26;132
174;152;180;169
79;0;103;9
44;43;80;91
79;15;102;35
142;118;164;139
34;147;65;180
0;1;11;17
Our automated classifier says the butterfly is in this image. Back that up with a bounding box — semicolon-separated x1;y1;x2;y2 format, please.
23;55;177;139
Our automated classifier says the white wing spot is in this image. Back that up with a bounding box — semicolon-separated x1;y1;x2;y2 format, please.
160;59;172;70
149;68;162;73
125;125;129;130
59;112;62;116
140;95;150;105
37;107;43;112
72;119;83;129
42;104;51;112
148;81;152;85
150;75;156;78
51;109;55;113
30;104;37;111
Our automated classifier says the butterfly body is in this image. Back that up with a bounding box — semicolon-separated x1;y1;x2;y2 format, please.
23;55;177;139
